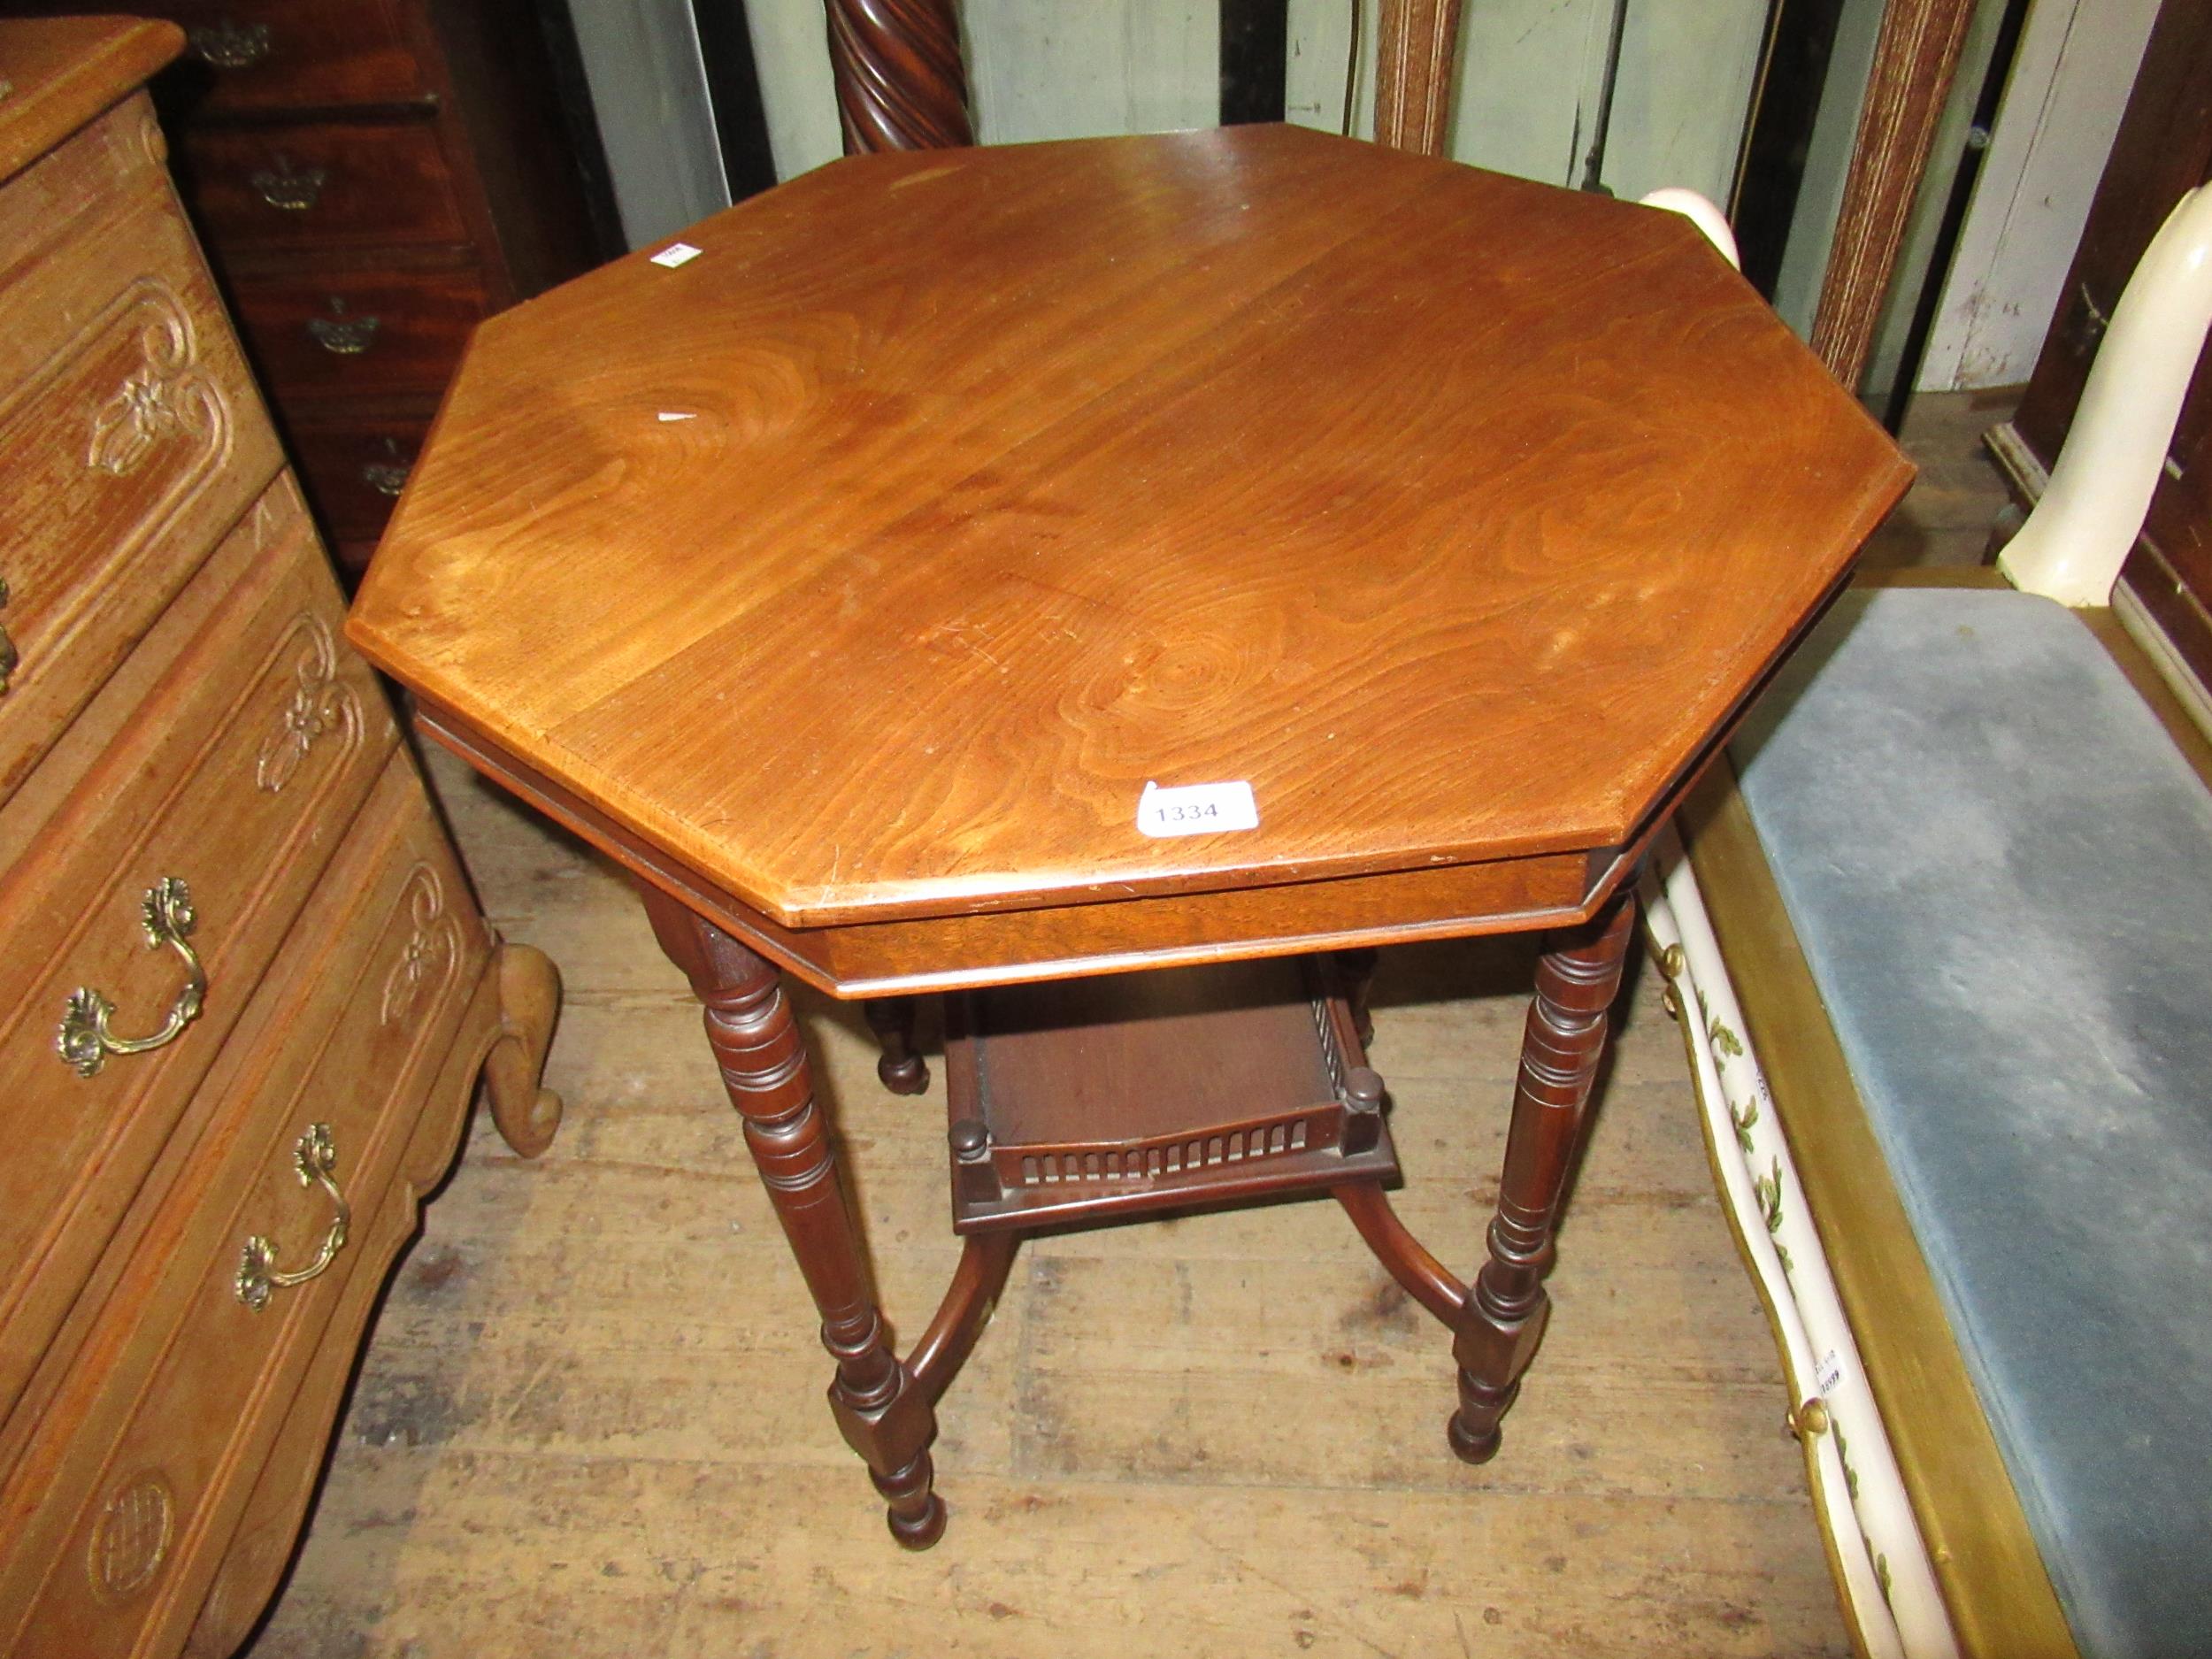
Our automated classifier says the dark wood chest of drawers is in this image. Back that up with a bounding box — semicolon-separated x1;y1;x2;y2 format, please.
114;0;601;580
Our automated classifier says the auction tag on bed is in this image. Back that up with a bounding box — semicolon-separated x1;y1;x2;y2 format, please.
1136;780;1258;838
1815;1349;1845;1398
649;241;703;268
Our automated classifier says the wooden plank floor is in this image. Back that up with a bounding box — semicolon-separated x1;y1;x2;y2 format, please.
1860;388;2023;569
242;393;2016;1659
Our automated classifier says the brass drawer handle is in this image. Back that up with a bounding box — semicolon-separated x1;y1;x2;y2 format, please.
0;573;17;695
57;878;207;1078
250;157;327;212
361;438;412;498
306;299;379;357
234;1124;351;1310
187;20;273;70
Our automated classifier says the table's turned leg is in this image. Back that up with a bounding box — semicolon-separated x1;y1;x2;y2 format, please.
640;888;946;1548
1449;888;1637;1463
863;995;929;1095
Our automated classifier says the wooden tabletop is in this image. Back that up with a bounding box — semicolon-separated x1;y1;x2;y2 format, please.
350;125;1909;933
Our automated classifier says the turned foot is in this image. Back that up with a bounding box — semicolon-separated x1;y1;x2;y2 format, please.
877;1451;948;1548
1448;1391;1510;1464
864;995;929;1094
481;942;563;1157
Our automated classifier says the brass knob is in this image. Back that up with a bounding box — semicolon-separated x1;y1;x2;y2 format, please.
1786;1397;1831;1440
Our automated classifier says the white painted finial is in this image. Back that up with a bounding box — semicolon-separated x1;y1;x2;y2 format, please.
1999;186;2212;607
1638;187;1741;272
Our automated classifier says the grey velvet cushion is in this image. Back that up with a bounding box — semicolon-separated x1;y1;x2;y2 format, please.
1732;588;2212;1659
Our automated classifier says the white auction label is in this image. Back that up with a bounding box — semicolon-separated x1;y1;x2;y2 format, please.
649;241;703;268
1135;779;1258;839
1815;1348;1845;1398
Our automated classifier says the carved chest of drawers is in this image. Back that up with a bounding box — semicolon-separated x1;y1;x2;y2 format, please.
35;0;603;583
0;19;560;1655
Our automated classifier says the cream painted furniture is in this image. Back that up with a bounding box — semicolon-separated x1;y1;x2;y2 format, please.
1649;176;2212;1659
0;19;559;1656
1998;187;2212;607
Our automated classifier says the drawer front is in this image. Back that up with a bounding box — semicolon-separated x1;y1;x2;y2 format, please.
289;415;426;543
0;95;284;807
161;0;426;114
0;757;490;1657
230;269;486;401
173;119;466;254
0;481;396;1425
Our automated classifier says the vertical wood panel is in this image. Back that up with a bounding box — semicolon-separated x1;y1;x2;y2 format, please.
1858;0;2012;399
1603;0;1769;204
1455;0;1617;187
1375;0;1465;155
1289;0;1762;201
1807;0;1978;386
569;0;731;246
1284;0;1374;137
741;0;844;180
1917;0;2160;391
1772;0;1888;336
964;0;1218;144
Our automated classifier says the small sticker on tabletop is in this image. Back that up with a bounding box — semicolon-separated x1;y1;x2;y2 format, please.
649;242;702;268
1136;780;1258;838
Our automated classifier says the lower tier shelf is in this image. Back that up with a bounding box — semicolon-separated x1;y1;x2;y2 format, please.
944;956;1398;1233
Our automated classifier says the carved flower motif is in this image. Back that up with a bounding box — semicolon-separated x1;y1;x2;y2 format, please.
257;621;355;792
380;871;454;1025
88;370;183;476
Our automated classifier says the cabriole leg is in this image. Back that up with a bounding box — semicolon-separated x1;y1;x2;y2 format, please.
640;887;946;1548
1449;890;1636;1463
480;942;563;1157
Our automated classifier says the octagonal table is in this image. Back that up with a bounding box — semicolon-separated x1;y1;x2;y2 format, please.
348;125;1909;1548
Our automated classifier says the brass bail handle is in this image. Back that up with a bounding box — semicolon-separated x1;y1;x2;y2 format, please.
234;1124;351;1310
56;878;207;1078
186;20;273;70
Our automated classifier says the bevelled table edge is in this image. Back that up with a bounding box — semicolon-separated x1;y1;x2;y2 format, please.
404;693;1638;996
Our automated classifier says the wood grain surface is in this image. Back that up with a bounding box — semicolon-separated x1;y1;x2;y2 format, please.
1807;0;1977;388
1374;0;1465;156
0;15;180;184
826;0;972;153
350;125;1909;932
